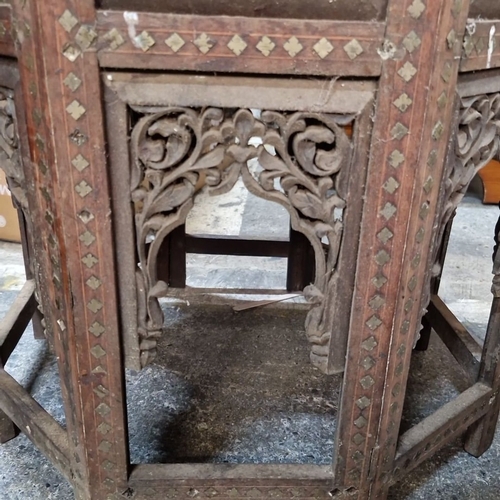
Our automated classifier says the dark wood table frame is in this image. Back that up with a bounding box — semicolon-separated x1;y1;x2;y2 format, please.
0;1;500;499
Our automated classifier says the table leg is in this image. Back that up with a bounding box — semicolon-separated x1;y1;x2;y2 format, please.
331;1;470;497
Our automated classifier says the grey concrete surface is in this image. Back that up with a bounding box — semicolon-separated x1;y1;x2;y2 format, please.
0;190;500;499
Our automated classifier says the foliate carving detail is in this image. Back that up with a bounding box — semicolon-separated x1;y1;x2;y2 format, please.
131;107;353;369
430;93;500;301
0;87;27;212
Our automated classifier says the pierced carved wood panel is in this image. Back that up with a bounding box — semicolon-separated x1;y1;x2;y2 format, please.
105;74;374;374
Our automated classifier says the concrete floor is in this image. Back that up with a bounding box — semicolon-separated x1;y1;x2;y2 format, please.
0;187;500;499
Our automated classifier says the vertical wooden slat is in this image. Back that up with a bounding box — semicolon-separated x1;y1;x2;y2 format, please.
332;1;471;498
12;1;129;498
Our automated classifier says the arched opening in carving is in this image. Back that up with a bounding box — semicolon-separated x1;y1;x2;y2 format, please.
130;106;353;370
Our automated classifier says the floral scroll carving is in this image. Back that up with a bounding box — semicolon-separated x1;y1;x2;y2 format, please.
0;87;26;212
130;107;353;369
425;93;500;317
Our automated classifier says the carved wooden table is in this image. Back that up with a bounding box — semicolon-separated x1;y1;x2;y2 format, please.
1;1;500;499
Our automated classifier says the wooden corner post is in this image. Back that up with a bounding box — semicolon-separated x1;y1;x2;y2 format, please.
332;0;471;498
11;1;129;498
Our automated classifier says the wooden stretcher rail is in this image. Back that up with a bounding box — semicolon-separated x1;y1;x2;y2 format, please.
427;294;482;384
392;382;492;484
185;235;290;258
96;10;385;77
460;20;500;72
0;279;36;364
0;369;72;481
129;464;334;499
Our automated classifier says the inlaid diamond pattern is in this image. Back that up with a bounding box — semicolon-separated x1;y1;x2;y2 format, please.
102;460;115;471
401;320;410;334
361;336;378;351
356;396;371;410
75;180;92;198
87;298;103;313
354;416;368;428
89;321;105;337
135;31;155;52
428;150;438;168
389;150;405;168
398;62;417;82
375;250;390;266
256;36;275;56
79;231;95;247
66;100;86;120
369;295;385;310
75;25;97;50
343;39;364;60
447;29;457;50
380;202;397;220
97;422;112;435
243;488;264;497
372;274;387;289
352;433;365;445
86;276;102;290
383;177;400;194
366;315;382;331
377;227;394;244
284;36;303;57
437;92;448;109
419;202;430;219
96;403;111;417
360;356;375;370
58;10;78;32
407;0;426;19
78;210;94;224
98;441;112;452
92;365;107;374
393;93;413;113
392;383;401;397
475;37;485;54
352;450;364;462
412;253;421;269
391;122;409;140
441;62;453;83
432;121;444;140
313;38;334;59
104;28;125;50
404;298;414;313
413;229;425;249
91;345;106;359
463;36;475;57
62;43;81;62
165;33;185;53
63;72;82;92
82;253;98;268
94;385;109;398
227;34;247;56
423;176;434;194
360;375;375;389
403;31;422;53
72;154;89;172
194;33;215;54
